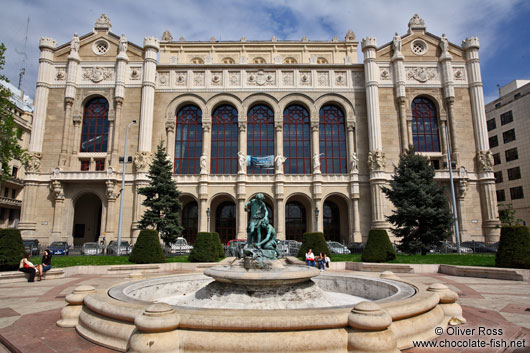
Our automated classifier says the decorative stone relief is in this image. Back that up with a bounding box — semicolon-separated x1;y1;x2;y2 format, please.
274;55;282;64
72;114;82;126
350;152;359;173
300;71;311;86
457;179;467;199
170;56;177;64
106;180;117;200
275;155;287;173
317;72;329;86
477;150;494;172
352;71;365;86
165;120;175;133
55;67;66;81
345;29;356;41
82;67;114;83
453;68;466;81
202;123;211;132
406;67;437;82
205;55;213;64
200;154;207;174
368;151;386;172
247;70;275;86
211;71;223;86
130;67;142;80
193;71;205;86
94;13;112;30
24;152;42;172
380;67;391;81
312;153;321;172
282;71;294;86
51;180;65;200
311;122;319;132
335;71;346;86
274;121;283;131
175;71;187;86
52;167;61;179
161;30;173;42
238;121;247;132
158;71;169;86
408;14;425;29
134;151;153;172
229;71;240;86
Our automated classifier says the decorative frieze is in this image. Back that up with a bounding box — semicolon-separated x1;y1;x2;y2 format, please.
352;71;365;86
82;67;114;83
130;67;142;80
55;67;66;81
317;71;329;86
379;67;391;81
300;71;311;86
406;67;438;83
211;71;223;86
453;67;466;81
282;71;294;86
193;71;205;86
335;71;346;86
175;71;186;86
158;71;170;86
229;71;240;86
247;70;275;86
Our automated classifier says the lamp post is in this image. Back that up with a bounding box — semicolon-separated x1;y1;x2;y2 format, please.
445;125;461;254
117;120;136;256
206;208;211;232
315;207;320;232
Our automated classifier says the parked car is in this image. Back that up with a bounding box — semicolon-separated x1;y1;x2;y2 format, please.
23;239;40;256
106;240;132;255
326;241;351;254
227;239;246;257
460;241;497;253
81;242;104;255
347;242;365;254
277;240;302;257
49;241;70;256
434;241;472;254
165;237;194;255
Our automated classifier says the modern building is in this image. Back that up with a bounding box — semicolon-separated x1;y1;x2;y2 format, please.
486;80;530;226
19;13;500;247
0;80;33;228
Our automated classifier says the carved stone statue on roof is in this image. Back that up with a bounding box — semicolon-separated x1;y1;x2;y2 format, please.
408;14;425;31
94;13;112;30
161;30;173;42
119;34;128;53
440;34;449;54
392;32;402;53
345;30;356;42
70;33;80;54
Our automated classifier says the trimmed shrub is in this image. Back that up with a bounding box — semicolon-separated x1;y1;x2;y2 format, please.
495;226;530;269
189;232;225;262
129;229;165;264
0;229;26;271
297;232;331;258
361;229;396;263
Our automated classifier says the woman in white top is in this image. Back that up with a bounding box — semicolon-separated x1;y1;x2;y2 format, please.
18;252;38;282
305;249;315;267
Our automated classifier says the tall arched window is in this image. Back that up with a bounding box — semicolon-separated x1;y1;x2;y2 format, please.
319;105;347;173
285;201;306;242
215;201;236;244
175;105;202;174
247;105;274;174
411;97;440;152
80;97;109;152
323;201;340;242
181;201;198;245
211;105;238;174
283;105;310;174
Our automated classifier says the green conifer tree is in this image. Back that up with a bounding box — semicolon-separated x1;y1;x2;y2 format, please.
381;146;453;255
138;144;183;245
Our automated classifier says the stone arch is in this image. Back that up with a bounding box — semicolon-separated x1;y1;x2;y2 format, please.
242;93;279;117
278;93;316;118
165;94;208;122
209;193;237;244
206;93;244;119
314;94;356;121
284;192;313;241
180;193;199;245
71;191;105;246
322;193;351;243
409;95;443;153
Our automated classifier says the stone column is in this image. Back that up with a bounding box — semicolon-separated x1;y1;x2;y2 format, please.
311;120;320;174
105;180;117;238
439;35;459;162
70;113;83;169
439;120;448;156
274;118;286;239
112;35;128;168
165;120;176;164
362;37;387;229
462;37;500;240
352;197;361;242
391;43;408;151
275;120;283;167
138;37;159;152
238;120;247;174
456;179;467;238
51;180;65;239
202;123;211;173
346;123;355;169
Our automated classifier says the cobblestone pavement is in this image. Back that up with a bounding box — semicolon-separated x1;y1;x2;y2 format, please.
0;270;528;352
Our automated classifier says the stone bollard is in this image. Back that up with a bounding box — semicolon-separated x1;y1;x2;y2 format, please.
347;301;400;353
427;283;466;325
127;303;180;353
380;271;400;281
56;285;96;327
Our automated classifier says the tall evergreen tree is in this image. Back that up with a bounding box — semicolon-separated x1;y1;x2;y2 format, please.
138;144;183;245
381;146;453;255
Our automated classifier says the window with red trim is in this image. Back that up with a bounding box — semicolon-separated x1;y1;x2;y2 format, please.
175;105;203;174
247;105;274;174
411;97;440;152
285;201;306;242
80;160;90;171
80;97;109;152
319;105;347;173
323;201;340;242
95;159;105;171
211;105;238;174
283;105;310;174
182;201;198;245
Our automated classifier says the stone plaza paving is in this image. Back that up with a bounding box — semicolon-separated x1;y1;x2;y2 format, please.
0;269;528;353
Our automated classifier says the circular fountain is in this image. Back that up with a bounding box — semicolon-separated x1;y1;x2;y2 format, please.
58;194;466;352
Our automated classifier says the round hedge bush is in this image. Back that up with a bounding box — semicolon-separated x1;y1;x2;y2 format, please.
128;229;165;264
189;232;225;263
0;229;26;271
297;232;331;258
361;229;396;263
496;226;530;269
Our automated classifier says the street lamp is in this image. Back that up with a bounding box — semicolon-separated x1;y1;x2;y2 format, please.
315;207;320;232
445;125;461;254
117;120;137;256
206;208;211;232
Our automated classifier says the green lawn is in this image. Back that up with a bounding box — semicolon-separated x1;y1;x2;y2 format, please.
30;255;190;267
330;253;496;267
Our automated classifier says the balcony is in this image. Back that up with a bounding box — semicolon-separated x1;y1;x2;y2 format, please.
0;196;22;208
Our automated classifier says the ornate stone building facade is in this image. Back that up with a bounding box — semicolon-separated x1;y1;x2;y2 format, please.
19;14;500;246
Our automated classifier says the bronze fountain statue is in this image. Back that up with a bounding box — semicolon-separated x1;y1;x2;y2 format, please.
243;193;279;261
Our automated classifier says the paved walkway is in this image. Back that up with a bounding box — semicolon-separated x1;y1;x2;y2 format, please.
0;270;528;352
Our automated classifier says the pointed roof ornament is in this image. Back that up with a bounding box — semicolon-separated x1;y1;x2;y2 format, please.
408;14;425;33
161;30;173;42
94;13;112;32
345;30;356;42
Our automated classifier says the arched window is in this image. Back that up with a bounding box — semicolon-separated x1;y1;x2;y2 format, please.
182;201;198;245
317;57;328;64
175;105;202;174
323;201;340;242
283;105;310;174
191;57;204;64
215;201;236;244
411;97;440;152
211;105;238;174
80;97;109;152
222;57;235;64
319;105;347;173
285;201;306;242
283;57;297;64
247;105;274;174
253;57;266;64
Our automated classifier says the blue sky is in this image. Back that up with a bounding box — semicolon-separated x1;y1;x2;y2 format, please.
1;0;529;103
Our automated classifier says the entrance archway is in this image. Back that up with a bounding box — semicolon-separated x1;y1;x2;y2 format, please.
285;201;307;242
182;200;198;245
72;193;102;246
215;201;236;244
323;194;350;243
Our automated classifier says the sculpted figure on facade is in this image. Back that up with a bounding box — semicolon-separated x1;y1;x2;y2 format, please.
24;152;42;173
119;34;128;53
95;13;112;29
161;30;173;42
350;152;359;173
51;180;65;200
275;155;287;173
238;151;247;173
368;151;386;172
70;33;80;54
313;153;321;172
392;32;401;54
134;151;153;172
477;150;494;172
200;154;207;174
